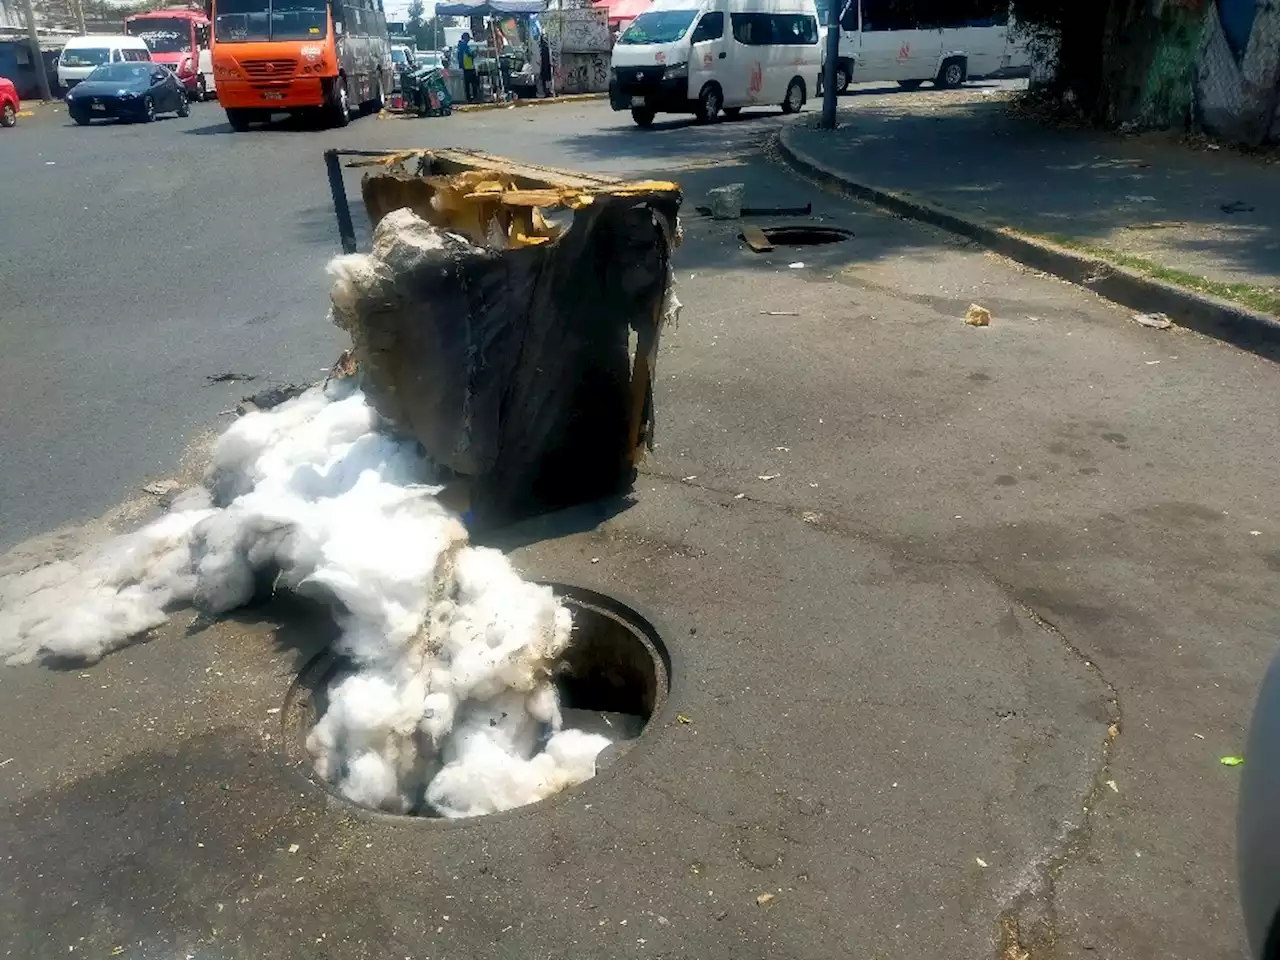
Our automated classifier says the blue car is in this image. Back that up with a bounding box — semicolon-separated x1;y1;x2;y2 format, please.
65;61;190;125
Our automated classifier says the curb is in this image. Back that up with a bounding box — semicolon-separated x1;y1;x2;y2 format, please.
775;125;1280;360
453;92;606;113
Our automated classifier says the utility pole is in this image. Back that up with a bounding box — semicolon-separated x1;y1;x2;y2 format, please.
819;0;839;129
20;0;53;101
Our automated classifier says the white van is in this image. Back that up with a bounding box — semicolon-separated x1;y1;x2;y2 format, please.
825;0;1030;93
609;0;822;127
57;36;153;90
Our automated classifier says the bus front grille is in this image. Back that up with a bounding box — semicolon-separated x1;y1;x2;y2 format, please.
241;59;297;80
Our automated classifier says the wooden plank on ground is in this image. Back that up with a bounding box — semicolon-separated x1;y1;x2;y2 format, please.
742;224;773;252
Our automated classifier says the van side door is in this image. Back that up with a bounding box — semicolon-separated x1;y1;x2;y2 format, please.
687;11;726;105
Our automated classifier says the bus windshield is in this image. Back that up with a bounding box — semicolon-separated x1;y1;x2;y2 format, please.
215;0;328;42
618;10;696;44
127;19;193;53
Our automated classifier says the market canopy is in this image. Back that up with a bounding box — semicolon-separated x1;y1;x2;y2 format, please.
435;0;544;14
592;0;651;24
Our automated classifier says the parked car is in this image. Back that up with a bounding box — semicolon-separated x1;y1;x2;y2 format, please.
0;76;18;127
65;62;189;124
57;35;152;90
390;44;417;93
1240;649;1280;959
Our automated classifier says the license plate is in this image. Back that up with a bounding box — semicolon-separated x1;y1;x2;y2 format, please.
262;91;285;100
630;96;645;107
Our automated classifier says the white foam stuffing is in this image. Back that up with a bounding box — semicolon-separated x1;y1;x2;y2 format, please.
0;380;610;817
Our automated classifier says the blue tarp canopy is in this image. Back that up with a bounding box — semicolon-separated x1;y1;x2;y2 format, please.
435;0;543;14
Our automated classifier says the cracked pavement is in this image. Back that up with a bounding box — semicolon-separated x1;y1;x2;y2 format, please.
2;99;1276;958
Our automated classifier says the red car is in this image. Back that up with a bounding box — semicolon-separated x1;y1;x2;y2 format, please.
0;76;18;127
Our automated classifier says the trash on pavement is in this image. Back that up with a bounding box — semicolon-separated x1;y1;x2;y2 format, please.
788;262;805;269
1221;755;1245;766
742;224;773;252
1132;312;1173;330
141;479;180;497
1106;779;1119;792
327;147;683;530
756;893;776;906
676;714;691;724
708;183;745;219
965;304;992;326
975;857;988;867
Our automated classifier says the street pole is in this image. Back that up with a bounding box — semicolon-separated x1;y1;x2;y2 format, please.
819;0;839;129
19;0;53;101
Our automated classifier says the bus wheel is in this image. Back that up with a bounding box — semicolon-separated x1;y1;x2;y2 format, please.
225;108;253;131
834;60;852;94
328;76;350;127
936;57;966;89
781;78;805;114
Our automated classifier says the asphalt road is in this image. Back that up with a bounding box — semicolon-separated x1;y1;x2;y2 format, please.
1;87;1277;960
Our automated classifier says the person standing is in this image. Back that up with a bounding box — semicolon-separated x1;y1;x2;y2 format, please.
538;33;552;98
458;31;479;102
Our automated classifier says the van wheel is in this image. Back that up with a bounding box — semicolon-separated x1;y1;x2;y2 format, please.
630;106;655;127
781;77;804;114
897;78;923;90
225;107;252;131
722;106;741;118
834;60;852;94
694;83;721;123
936;57;966;89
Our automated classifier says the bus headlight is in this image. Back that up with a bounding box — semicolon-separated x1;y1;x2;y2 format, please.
663;62;688;80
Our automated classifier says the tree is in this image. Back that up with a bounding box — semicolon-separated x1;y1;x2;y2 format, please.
407;0;425;33
1011;0;1280;145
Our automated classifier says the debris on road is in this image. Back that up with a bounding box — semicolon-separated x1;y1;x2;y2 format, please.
1132;312;1173;330
788;262;805;269
975;857;988;867
758;474;778;481
756;893;776;906
1221;756;1245;766
237;383;309;414
1106;780;1119;792
676;714;691;724
965;304;992;327
206;372;257;384
761;310;798;316
708;183;745;219
742;225;773;252
288;843;300;854
141;479;180;497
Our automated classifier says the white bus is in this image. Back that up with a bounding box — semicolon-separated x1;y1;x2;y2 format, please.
610;0;823;127
824;0;1029;93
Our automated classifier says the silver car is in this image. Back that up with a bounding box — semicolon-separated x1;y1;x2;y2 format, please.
1240;650;1280;958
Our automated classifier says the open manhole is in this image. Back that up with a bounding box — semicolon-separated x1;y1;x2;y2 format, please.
740;225;854;247
283;583;670;822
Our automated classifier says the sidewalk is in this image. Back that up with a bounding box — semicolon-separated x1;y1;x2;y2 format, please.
782;85;1280;317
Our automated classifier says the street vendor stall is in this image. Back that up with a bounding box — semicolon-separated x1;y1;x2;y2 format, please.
436;0;544;102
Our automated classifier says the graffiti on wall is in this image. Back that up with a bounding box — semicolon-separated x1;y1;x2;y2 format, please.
555;52;610;94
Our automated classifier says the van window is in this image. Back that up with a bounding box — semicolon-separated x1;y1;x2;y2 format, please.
860;0;918;32
60;47;111;67
730;12;816;45
690;11;723;43
618;9;697;44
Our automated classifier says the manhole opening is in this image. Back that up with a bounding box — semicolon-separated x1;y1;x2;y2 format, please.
284;583;669;822
742;225;854;246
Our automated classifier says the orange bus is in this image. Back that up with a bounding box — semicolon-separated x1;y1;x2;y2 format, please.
209;0;392;129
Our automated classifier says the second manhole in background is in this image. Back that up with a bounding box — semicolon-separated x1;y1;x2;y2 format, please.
741;226;854;247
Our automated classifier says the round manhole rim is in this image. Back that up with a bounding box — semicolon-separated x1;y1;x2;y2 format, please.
279;580;677;827
740;224;855;246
